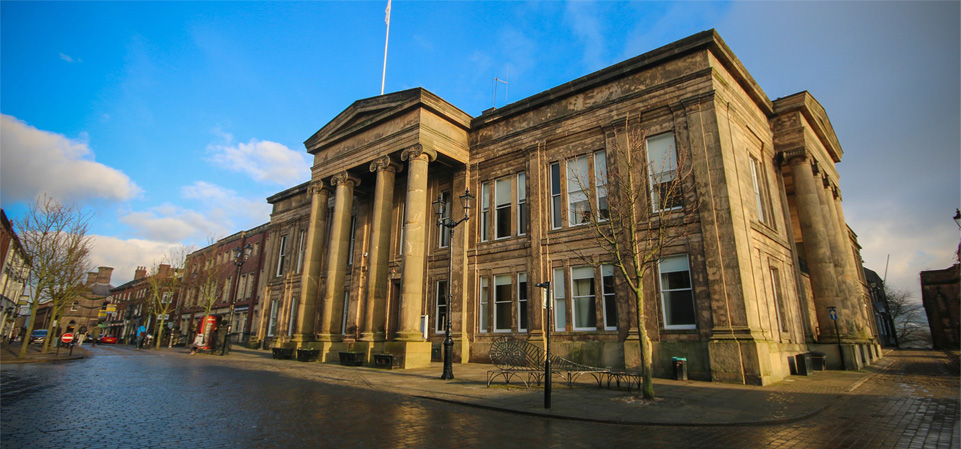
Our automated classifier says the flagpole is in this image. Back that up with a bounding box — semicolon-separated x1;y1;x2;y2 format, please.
381;0;391;95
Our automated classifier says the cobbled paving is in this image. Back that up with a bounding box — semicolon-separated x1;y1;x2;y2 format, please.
2;347;957;448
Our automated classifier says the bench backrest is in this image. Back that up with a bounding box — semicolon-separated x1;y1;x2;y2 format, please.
489;336;543;370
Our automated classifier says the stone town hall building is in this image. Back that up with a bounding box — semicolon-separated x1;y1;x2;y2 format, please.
251;30;880;385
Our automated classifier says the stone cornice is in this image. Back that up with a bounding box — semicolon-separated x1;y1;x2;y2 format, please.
772;91;843;163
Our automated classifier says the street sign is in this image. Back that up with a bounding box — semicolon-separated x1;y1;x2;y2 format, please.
61;333;75;344
828;308;838;321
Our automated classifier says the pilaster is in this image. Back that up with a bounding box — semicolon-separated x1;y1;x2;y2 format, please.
361;156;400;342
292;181;331;344
397;144;436;342
318;171;360;342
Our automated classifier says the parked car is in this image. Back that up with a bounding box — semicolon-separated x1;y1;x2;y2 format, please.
98;334;118;344
30;329;47;344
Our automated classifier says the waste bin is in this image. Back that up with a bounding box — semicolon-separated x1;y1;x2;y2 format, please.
672;357;688;380
809;351;826;371
795;352;812;376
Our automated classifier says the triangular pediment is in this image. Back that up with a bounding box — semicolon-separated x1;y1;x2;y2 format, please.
304;88;470;154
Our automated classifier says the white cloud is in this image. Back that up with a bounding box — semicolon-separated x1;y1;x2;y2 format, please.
118;181;270;244
181;181;271;224
59;52;76;63
207;138;309;185
119;207;225;244
88;235;184;285
0;114;140;205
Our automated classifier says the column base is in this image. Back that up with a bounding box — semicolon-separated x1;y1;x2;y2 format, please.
454;336;470;364
358;332;375;342
395;331;425;342
384;340;432;369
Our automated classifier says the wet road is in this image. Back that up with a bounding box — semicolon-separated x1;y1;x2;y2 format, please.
2;346;957;448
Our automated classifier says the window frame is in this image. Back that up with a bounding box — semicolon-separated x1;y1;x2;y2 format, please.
550;163;562;230
494;177;512;240
658;254;696;330
517;272;528;332
594;150;609;221
438;190;452;248
647;132;682;213
481;182;490;242
276;235;288;277
493;274;512;332
553;268;566;331
570;266;597;331
435;279;448;334
567;155;591;226
479;276;490;333
517;172;528;236
601;265;616;331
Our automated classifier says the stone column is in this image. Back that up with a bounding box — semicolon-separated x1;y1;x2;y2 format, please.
818;178;857;336
396;144;436;341
829;187;872;337
317;171;360;341
787;151;843;341
293;181;331;344
360;156;399;342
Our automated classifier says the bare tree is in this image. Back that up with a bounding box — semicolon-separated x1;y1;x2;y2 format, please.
567;116;699;399
885;286;931;348
145;246;188;349
182;241;228;339
16;195;93;357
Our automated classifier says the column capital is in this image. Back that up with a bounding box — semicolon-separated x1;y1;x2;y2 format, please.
781;147;809;165
330;171;361;188
369;156;401;174
308;180;332;196
400;144;436;163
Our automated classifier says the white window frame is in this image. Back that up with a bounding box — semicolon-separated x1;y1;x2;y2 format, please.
481;182;490;242
479;277;490;333
658;254;696;330
296;229;306;273
439;190;451;248
647;132;681;213
601;265;616;331
550;162;562;229
570;266;597;331
494;177;512;239
771;266;787;333
567;155;590;226
553;268;566;331
493;274;512;332
267;300;278;336
594;150;609;221
517;272;528;332
347;216;357;266
517;172;527;236
287;296;298;337
435;280;448;334
276;235;288;277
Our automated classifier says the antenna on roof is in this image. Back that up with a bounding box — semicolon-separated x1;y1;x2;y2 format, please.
491;67;508;108
381;0;392;95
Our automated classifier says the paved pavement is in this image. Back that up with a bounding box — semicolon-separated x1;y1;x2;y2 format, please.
2;342;958;448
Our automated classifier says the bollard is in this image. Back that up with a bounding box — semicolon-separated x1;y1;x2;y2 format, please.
672;357;688;380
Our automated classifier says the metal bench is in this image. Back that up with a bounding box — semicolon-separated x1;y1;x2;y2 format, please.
486;336;607;388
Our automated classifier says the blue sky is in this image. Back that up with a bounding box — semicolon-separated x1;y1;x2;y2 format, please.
1;1;958;299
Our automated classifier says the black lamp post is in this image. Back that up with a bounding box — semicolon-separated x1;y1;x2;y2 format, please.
222;241;253;356
433;189;473;380
534;281;552;409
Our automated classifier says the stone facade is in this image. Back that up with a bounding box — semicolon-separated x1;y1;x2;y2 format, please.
251;29;880;384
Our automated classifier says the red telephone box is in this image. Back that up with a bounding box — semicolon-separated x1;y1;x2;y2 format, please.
197;315;217;350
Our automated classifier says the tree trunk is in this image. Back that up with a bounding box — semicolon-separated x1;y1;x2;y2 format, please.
635;286;655;399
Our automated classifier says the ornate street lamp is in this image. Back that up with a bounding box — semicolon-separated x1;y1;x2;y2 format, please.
222;241;253;356
433;189;473;380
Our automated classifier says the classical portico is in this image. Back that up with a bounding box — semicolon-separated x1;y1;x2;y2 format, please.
296;88;471;368
774;92;879;369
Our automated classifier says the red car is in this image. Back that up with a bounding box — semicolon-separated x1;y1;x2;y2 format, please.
98;335;118;344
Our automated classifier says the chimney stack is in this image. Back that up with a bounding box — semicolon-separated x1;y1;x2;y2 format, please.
96;267;114;285
134;266;147;280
